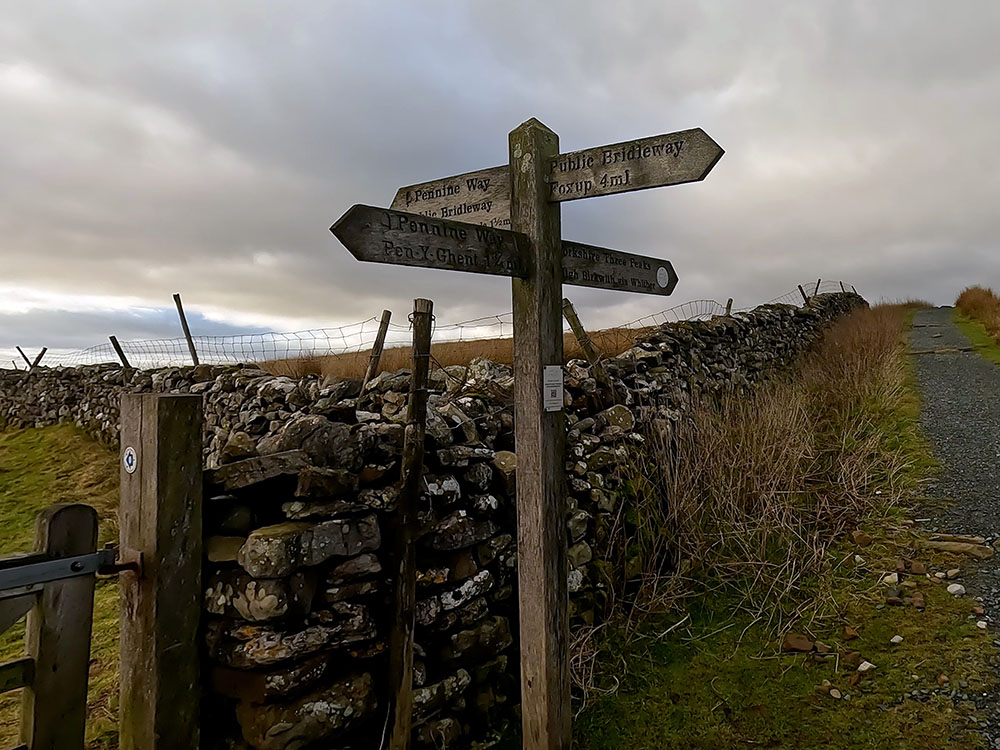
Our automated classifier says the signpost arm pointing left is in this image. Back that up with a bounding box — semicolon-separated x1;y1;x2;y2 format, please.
510;118;570;750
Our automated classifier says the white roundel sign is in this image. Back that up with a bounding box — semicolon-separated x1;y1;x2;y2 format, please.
123;446;138;475
656;266;670;289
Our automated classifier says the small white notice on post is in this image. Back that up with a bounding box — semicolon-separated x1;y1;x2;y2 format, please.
543;365;564;412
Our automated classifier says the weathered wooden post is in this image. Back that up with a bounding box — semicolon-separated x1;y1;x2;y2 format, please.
562;297;609;386
15;347;32;369
110;336;132;368
31;348;47;368
385;299;433;750
814;278;822;296
798;284;809;303
172;293;200;366
119;393;203;750
510;118;570;749
331;118;723;750
362;309;393;390
839;281;847;293
20;504;98;750
725;298;733;315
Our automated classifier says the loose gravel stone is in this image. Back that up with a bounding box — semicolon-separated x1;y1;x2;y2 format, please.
911;307;1000;741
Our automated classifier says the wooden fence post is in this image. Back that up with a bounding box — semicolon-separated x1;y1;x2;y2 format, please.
385;299;433;750
725;298;733;315
31;348;47;368
510;118;570;750
119;393;203;750
562;298;609;385
851;285;858;294
15;347;32;369
172;293;200;366
839;281;846;293
814;278;822;296
797;285;809;303
110;336;132;368
20;504;98;750
363;309;393;390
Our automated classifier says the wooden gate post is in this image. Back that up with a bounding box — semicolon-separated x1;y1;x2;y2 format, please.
510;118;570;749
119;394;203;750
20;504;98;750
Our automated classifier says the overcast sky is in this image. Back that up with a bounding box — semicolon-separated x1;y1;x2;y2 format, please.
3;1;999;363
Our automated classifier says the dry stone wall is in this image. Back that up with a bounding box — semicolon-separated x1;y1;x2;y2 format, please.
0;293;864;748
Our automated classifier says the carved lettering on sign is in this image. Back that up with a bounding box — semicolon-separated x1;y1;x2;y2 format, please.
561;240;678;296
390;166;511;229
546;128;722;203
331;205;528;278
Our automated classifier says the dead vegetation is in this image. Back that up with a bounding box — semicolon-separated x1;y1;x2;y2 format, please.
603;304;926;628
956;285;1000;340
261;327;658;379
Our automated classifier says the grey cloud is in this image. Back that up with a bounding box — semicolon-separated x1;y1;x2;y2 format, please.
2;0;999;358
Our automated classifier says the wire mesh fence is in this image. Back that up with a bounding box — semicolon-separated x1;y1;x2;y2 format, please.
6;281;857;371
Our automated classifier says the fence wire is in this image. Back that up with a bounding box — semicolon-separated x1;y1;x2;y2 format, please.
6;281;856;371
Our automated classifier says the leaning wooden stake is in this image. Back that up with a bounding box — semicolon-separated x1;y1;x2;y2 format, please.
386;299;433;750
798;285;809;303
510;118;570;750
562;298;609;386
172;293;200;366
31;348;47;368
363;309;393;390
839;281;847;293
20;504;98;750
15;347;32;369
110;336;132;368
814;278;822;296
119;394;203;750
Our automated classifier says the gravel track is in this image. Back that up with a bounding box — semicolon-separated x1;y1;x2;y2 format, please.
910;306;1000;746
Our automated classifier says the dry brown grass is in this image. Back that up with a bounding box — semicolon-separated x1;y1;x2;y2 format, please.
605;304;925;629
262;326;656;379
956;285;1000;340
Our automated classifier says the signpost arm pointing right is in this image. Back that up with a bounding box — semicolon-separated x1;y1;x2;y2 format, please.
510;118;571;750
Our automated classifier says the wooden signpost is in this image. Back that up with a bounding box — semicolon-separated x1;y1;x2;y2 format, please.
332;208;679;297
331;118;722;750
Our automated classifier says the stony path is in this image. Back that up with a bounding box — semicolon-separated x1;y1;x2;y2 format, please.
910;306;1000;746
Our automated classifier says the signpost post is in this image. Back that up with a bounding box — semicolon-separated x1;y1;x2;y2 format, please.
331;118;723;750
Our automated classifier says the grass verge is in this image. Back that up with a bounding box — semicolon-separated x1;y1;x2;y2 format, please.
953;310;1000;367
0;424;119;748
574;304;996;749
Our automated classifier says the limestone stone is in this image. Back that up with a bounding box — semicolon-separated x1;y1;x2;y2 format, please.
294;466;358;497
413;670;471;723
238;516;380;577
327;553;382;584
256;414;361;470
428;511;498;552
204;569;316;622
207;603;375;668
208;450;310;491
221;430;257;463
235;672;376;750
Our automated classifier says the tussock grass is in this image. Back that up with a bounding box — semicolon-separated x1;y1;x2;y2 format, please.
571;305;998;749
605;304;928;626
956;286;1000;341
